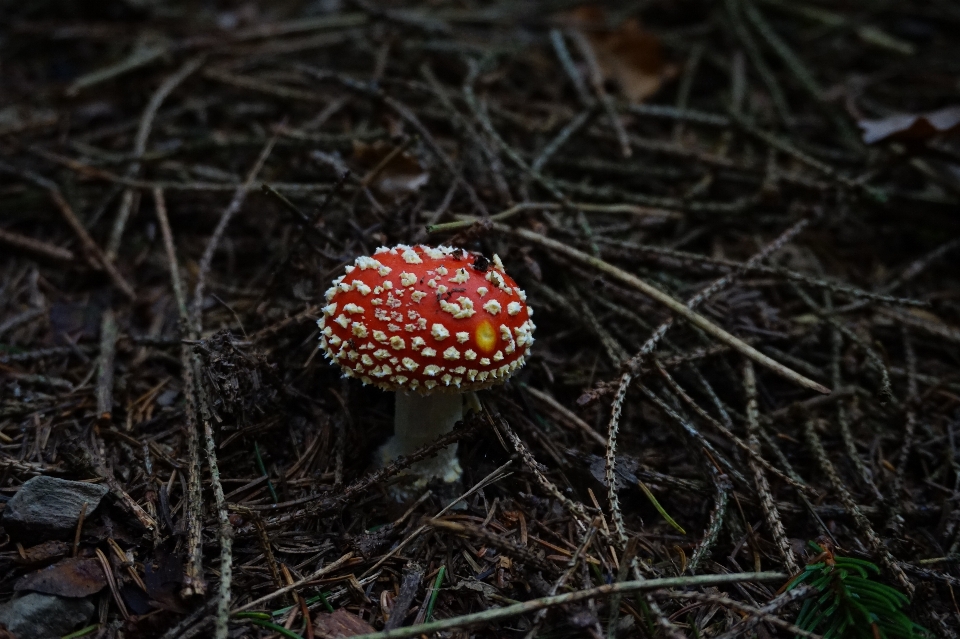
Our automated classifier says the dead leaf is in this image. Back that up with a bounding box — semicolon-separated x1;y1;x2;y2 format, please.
14;541;71;566
567;6;672;103
352;140;429;200
14;557;106;597
858;106;960;144
120;583;153;616
143;541;189;613
314;608;376;638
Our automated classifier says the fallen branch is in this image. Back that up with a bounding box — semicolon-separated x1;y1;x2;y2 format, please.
344;572;787;639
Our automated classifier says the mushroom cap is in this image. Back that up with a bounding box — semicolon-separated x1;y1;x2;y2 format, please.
318;245;535;393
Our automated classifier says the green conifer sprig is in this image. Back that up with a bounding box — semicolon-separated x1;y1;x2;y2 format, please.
784;542;927;639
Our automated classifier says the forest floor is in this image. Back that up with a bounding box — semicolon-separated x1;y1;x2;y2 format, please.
2;1;960;638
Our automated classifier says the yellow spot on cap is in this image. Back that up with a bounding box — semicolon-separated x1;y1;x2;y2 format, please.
475;320;497;353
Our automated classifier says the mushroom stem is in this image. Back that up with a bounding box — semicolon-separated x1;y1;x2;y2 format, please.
380;391;463;483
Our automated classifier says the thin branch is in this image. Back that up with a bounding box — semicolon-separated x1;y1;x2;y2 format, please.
744;359;799;574
231;552;355;613
0;227;75;262
344;572;787;639
496;222;829;394
0;161;136;300
190;133;278;332
106;55;205;259
153;188;204;596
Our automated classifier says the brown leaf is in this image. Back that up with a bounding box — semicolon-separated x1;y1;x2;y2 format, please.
567;6;672;103
14;541;71;567
352;140;429;200
314;609;376;638
14;557;106;598
858;106;960;144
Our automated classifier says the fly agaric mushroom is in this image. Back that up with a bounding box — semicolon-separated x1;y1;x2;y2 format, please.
318;245;534;483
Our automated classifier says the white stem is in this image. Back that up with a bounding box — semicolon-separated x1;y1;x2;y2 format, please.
394;392;462;451
380;392;463;483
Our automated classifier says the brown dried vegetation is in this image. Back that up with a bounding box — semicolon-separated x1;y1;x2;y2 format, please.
1;1;960;638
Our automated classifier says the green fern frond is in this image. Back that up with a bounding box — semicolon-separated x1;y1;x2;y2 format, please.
783;542;928;639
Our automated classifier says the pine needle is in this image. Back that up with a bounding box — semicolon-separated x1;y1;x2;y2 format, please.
637;479;686;535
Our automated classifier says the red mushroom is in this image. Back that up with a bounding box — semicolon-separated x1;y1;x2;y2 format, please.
318;245;535;483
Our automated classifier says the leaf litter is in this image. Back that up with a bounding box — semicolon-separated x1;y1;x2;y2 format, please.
565;5;676;103
14;557;106;598
0;1;958;638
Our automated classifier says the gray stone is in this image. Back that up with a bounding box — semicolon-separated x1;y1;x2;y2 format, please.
0;592;94;639
2;476;109;539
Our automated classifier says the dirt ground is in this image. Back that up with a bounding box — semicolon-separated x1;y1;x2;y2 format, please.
1;1;960;637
